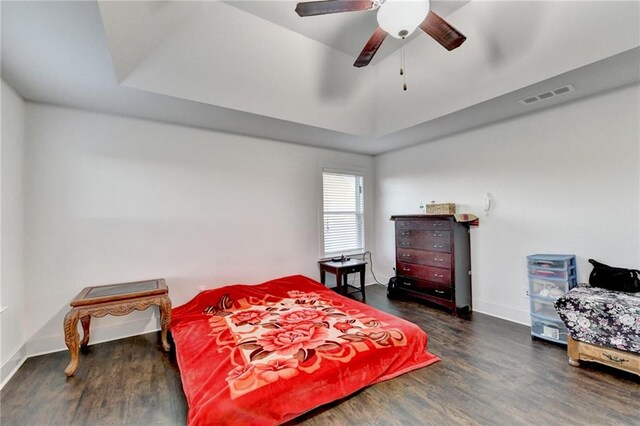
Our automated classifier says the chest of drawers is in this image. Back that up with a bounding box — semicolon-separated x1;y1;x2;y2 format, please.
390;215;472;316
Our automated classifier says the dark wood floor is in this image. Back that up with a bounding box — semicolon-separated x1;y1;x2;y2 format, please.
2;285;638;425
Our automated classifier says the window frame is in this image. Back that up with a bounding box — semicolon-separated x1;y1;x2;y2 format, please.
320;167;366;259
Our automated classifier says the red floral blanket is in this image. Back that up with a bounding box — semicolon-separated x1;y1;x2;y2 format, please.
170;275;439;425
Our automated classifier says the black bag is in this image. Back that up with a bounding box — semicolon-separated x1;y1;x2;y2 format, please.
387;276;398;298
588;259;640;293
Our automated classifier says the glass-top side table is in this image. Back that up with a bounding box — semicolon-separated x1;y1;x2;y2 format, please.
63;278;172;377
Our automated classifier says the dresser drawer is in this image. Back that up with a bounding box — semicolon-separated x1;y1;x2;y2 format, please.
396;277;452;301
531;314;568;343
397;262;451;285
530;296;560;320
527;257;576;270
395;219;451;231
528;266;575;281
396;230;451;252
397;249;451;268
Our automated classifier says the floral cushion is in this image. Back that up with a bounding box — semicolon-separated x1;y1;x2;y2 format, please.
555;283;640;354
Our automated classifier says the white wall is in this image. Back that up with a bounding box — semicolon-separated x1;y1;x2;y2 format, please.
1;79;27;383
374;84;640;324
11;82;640;361
23;103;375;355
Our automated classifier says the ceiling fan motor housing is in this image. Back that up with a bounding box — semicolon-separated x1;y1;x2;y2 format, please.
377;0;431;39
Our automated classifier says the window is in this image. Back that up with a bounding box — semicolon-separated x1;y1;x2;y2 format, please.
322;170;364;257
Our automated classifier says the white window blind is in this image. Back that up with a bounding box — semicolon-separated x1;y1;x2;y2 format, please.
322;171;364;256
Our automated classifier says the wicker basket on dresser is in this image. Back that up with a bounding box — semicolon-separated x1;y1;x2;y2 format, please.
389;214;472;316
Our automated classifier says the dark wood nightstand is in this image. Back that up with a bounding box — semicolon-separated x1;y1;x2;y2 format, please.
319;259;367;302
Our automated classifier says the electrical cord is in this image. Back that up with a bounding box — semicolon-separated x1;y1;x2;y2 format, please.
341;250;384;287
362;250;383;285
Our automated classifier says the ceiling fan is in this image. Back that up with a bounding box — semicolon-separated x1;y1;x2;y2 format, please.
295;0;466;67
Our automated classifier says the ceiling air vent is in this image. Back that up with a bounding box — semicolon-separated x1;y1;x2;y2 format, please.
518;84;575;106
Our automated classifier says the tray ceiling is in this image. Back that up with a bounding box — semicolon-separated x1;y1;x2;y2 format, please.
2;1;639;155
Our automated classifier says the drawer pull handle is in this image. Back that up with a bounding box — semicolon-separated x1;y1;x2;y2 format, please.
434;290;445;294
433;244;444;248
401;232;410;235
401;242;410;246
433;223;443;227
434;258;444;262
402;268;411;272
402;254;411;257
433;233;443;237
434;273;444;278
602;353;629;364
403;281;412;286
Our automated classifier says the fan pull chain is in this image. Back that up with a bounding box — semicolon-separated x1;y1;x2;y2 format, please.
401;48;407;91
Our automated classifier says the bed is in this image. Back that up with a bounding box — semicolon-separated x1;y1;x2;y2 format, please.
170;275;439;425
554;283;640;377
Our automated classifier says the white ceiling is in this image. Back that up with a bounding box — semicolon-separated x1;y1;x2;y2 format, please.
2;1;639;155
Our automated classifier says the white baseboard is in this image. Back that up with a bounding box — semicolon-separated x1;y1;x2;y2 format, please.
26;317;161;358
1;345;27;390
374;274;392;286
473;299;530;326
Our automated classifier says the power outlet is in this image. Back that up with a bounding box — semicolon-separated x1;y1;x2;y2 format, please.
419;201;426;213
524;288;530;298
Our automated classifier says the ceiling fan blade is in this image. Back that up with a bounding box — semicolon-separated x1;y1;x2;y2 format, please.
419;11;466;51
353;27;388;68
295;0;374;17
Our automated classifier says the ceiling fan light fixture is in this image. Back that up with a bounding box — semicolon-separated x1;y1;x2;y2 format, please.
376;0;430;39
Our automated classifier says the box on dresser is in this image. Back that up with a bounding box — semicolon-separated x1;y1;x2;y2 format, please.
389;214;472;316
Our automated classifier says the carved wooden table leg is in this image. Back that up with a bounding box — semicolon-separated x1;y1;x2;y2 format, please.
64;309;80;377
80;315;91;348
159;296;172;352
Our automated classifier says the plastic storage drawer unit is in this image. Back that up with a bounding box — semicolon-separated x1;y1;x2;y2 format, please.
527;254;577;345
